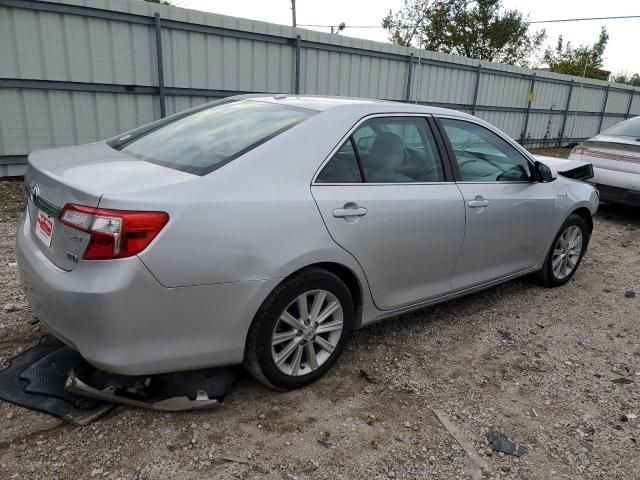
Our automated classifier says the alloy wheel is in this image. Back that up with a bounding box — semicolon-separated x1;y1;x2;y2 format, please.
552;225;583;280
271;289;344;377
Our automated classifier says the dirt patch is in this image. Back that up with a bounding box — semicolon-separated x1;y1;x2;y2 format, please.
528;147;573;159
1;180;639;479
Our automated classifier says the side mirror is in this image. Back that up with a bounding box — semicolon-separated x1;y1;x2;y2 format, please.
534;161;556;183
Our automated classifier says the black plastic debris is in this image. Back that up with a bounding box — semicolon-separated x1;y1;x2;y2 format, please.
487;430;528;456
317;440;334;449
67;361;238;411
0;336;114;426
359;369;381;384
612;378;633;385
1;335;238;423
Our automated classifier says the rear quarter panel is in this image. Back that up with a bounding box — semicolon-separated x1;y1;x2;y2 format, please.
99;107;374;294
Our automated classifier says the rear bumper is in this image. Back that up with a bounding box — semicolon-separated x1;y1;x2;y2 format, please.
591;167;640;206
16;210;279;375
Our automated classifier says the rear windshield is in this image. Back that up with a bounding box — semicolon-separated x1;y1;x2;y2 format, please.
603;117;640;138
108;99;315;175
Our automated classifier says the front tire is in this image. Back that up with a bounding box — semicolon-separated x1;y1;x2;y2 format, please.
244;268;354;390
533;214;589;287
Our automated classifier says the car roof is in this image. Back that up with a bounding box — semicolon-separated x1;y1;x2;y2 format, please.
237;94;474;118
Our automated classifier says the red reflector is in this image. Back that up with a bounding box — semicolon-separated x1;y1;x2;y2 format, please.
59;204;169;260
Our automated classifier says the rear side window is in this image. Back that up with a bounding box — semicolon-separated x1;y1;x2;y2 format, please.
316;116;446;184
108;100;315;175
603;117;640;137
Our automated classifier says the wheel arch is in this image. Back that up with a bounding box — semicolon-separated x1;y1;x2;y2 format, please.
258;261;365;330
571;207;593;233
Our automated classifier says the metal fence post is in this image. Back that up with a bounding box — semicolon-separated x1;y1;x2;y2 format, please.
558;79;574;147
294;35;301;94
405;53;414;102
471;64;482;115
625;90;634;119
597;85;610;133
519;73;536;145
154;12;166;118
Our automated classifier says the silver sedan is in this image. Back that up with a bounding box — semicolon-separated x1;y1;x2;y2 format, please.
17;96;599;390
569;115;640;206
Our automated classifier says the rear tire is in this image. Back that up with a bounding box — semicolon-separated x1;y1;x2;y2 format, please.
533;214;589;287
244;268;354;390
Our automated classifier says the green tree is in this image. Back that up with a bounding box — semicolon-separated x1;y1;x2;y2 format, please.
610;71;640;87
543;27;609;80
382;0;546;67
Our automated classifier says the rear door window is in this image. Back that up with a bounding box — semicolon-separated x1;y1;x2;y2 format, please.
108;100;315;175
316;140;363;183
316;116;446;184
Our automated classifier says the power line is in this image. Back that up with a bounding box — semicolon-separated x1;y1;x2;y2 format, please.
528;15;640;24
299;15;640;30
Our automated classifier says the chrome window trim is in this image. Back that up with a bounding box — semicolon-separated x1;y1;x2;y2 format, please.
313;182;457;186
311;112;464;186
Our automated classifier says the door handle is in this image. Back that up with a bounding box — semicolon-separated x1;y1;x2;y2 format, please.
467;197;490;208
333;204;368;218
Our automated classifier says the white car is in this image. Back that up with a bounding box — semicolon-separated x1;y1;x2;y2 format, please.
569;116;640;206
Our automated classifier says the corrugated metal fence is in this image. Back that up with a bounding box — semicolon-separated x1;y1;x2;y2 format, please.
1;0;640;176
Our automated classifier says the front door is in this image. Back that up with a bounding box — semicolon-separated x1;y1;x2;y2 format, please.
437;117;555;290
311;116;466;310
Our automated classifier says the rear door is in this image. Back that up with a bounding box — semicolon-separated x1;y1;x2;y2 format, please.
311;115;465;310
436;117;555;290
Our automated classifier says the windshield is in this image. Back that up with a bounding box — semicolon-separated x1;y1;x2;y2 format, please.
108;99;315;175
603;117;640;138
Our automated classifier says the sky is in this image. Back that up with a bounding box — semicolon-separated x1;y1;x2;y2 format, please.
171;0;639;76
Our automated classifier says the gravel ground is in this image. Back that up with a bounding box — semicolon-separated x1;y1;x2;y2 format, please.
1;175;639;480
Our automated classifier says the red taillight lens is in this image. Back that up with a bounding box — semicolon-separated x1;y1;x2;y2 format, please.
59;204;169;260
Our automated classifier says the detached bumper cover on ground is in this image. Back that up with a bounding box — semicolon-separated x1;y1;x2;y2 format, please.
0;336;238;424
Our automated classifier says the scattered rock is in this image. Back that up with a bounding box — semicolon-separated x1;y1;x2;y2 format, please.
359;369;381;385
2;303;26;312
620;414;637;422
90;468;104;477
6;412;14;419
624;290;636;299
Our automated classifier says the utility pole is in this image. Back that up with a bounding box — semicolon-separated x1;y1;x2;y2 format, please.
291;0;296;27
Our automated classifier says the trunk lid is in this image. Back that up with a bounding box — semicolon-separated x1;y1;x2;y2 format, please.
580;135;640;174
25;141;195;271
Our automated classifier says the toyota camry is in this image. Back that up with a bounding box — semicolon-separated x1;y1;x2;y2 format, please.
17;95;599;390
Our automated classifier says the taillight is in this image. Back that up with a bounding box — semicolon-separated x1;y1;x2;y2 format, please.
59;204;169;260
571;146;585;156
